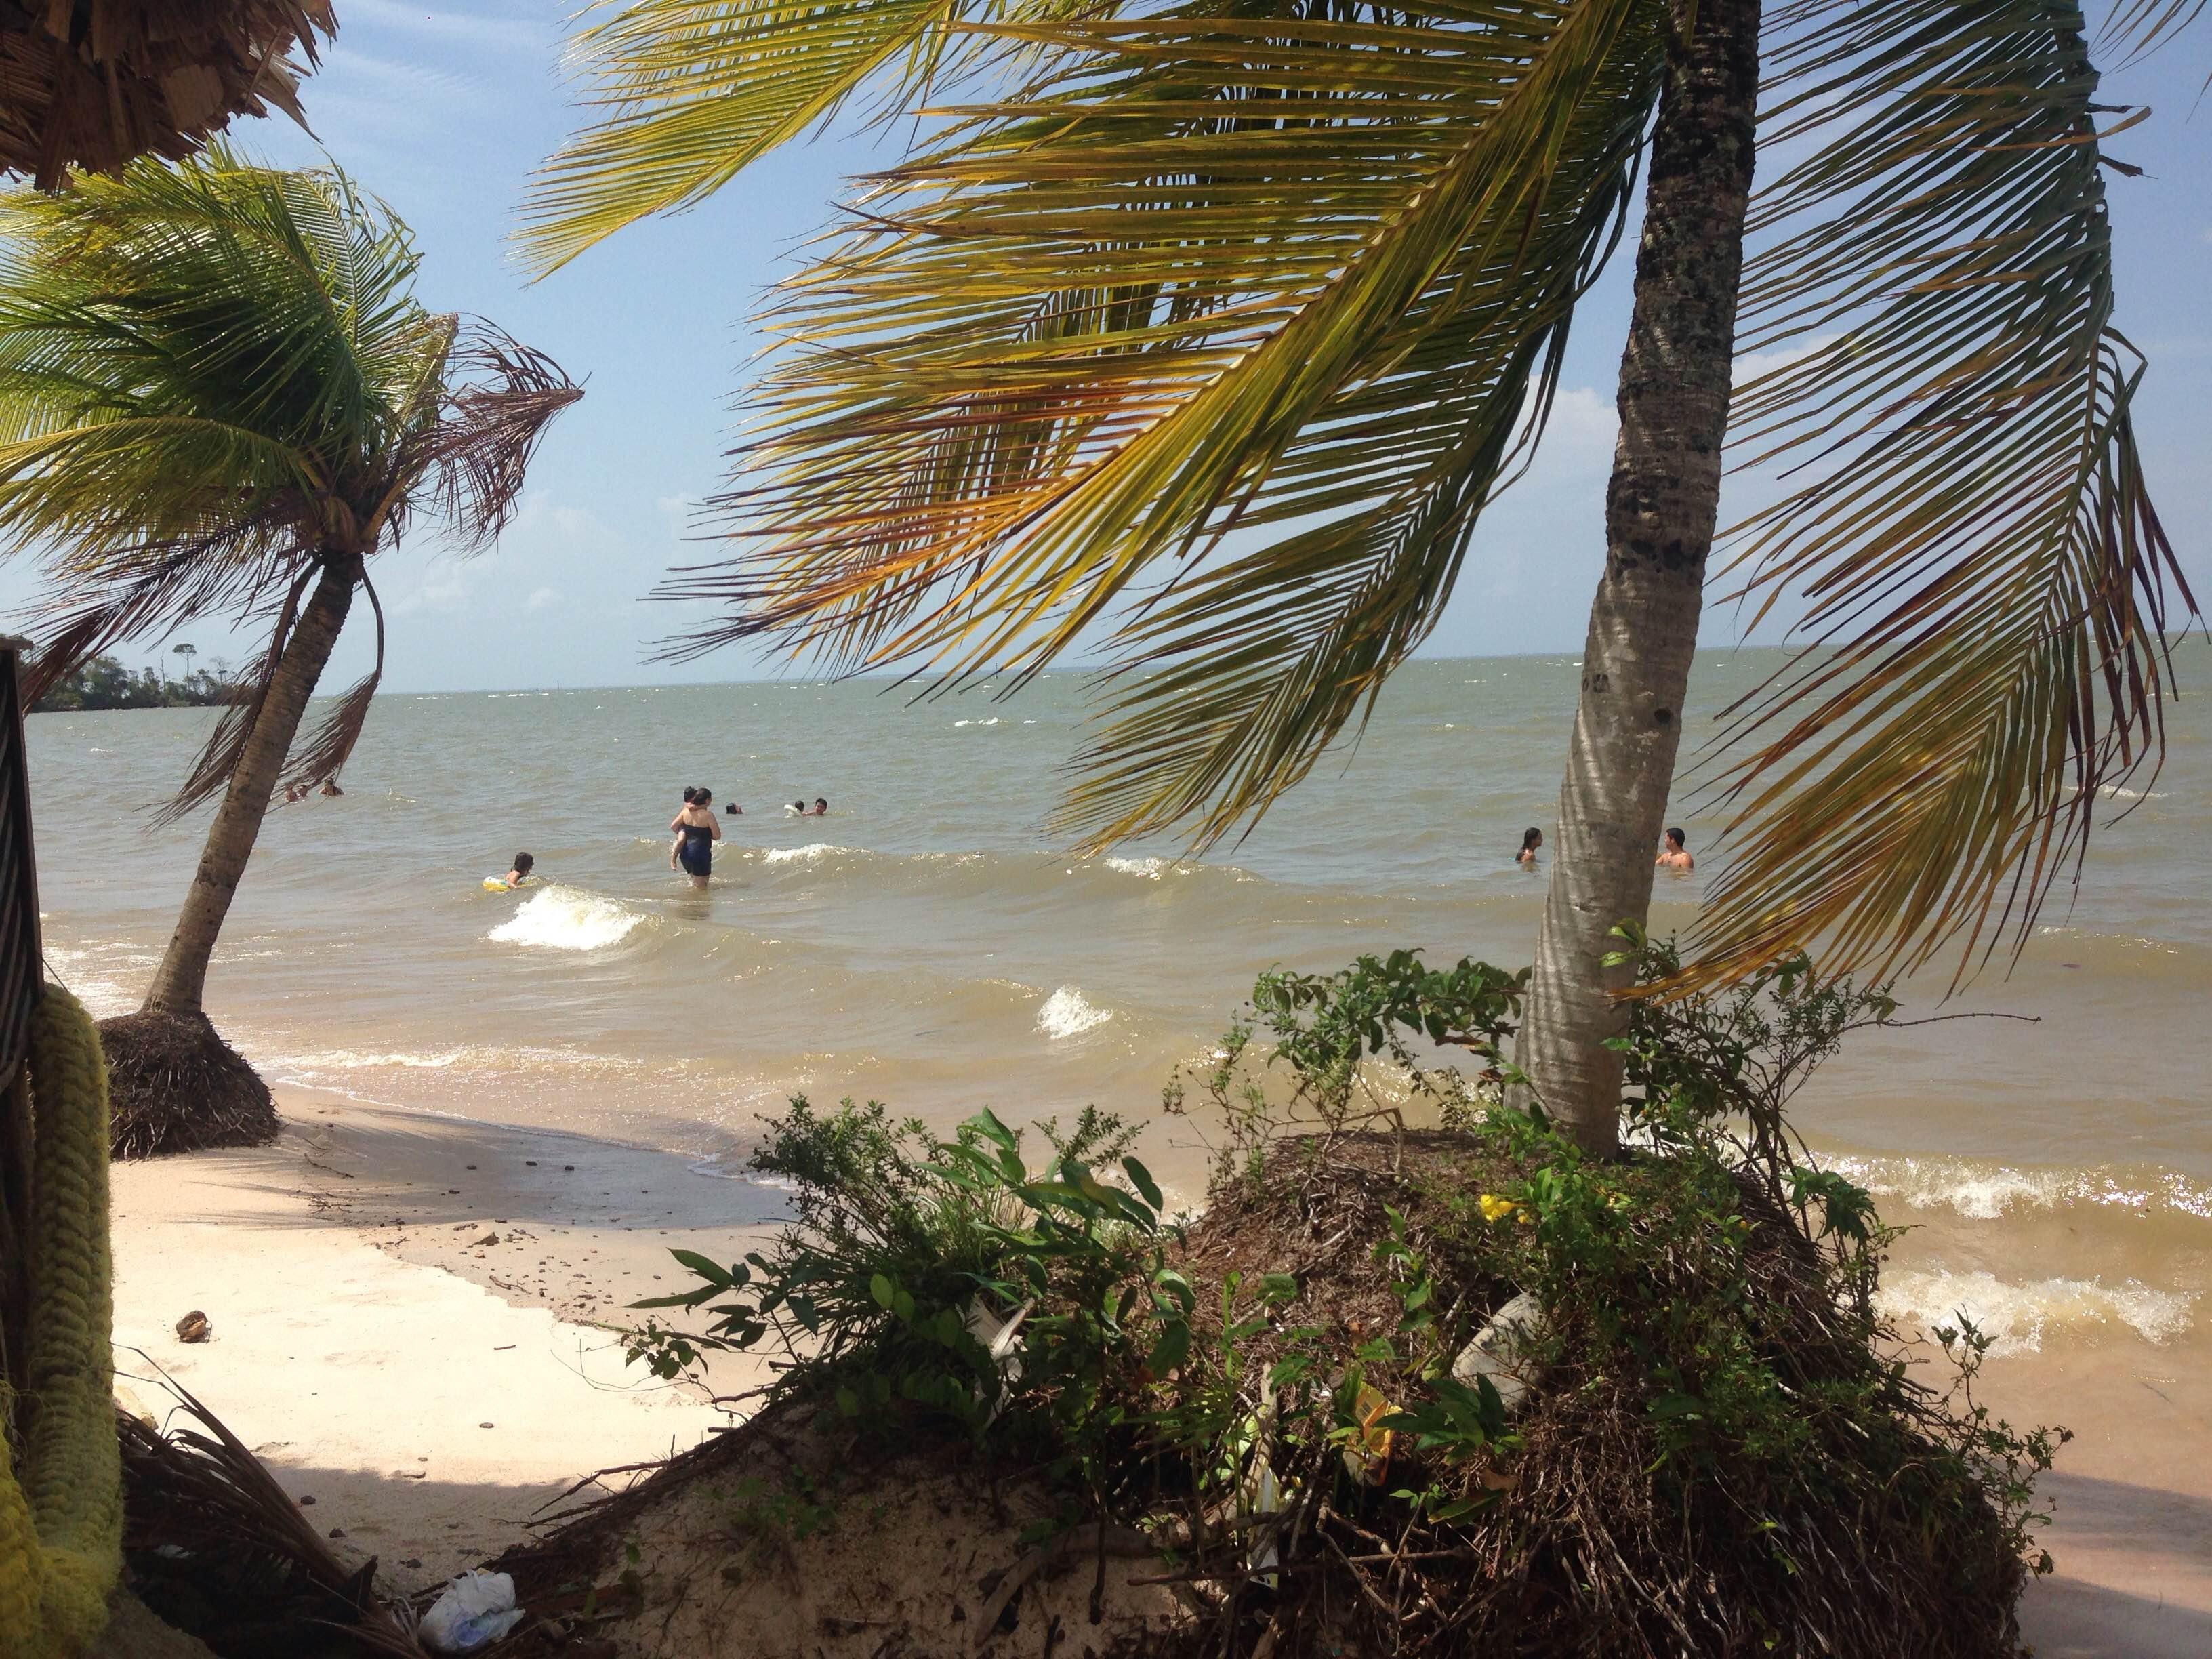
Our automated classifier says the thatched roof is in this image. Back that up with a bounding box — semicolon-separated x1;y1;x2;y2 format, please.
0;0;334;188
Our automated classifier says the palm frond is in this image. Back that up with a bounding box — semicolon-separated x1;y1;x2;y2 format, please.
413;322;587;546
667;0;1668;845
119;1372;426;1656
1682;0;2198;989
520;0;1104;276
287;572;386;789
155;569;313;826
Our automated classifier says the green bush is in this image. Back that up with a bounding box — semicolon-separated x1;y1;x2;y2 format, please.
629;944;2061;1656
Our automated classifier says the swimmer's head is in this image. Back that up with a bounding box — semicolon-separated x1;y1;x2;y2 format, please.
792;800;805;813
814;798;828;812
1664;827;1686;851
1521;827;1542;851
512;852;534;877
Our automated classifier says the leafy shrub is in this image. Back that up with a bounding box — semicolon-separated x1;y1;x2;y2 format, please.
630;945;2062;1657
628;1099;1194;1490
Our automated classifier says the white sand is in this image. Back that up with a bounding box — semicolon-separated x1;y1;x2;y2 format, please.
108;1088;779;1597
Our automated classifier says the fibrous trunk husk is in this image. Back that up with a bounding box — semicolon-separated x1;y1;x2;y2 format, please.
98;1011;275;1160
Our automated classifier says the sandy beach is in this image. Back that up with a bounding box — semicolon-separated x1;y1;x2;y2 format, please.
100;1088;2212;1652
108;1086;783;1598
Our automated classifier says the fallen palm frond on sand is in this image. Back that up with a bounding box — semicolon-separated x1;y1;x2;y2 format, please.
118;1374;425;1658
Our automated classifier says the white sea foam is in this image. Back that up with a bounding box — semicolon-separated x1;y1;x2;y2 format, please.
1038;986;1113;1039
41;943;141;1019
1874;1269;2194;1356
759;842;848;865
488;886;645;951
1832;1153;2212;1223
1104;855;1192;880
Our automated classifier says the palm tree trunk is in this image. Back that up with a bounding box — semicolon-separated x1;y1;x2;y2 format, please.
1513;0;1761;1154
140;555;358;1018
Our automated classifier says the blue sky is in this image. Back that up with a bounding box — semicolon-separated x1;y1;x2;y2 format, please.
4;0;2207;692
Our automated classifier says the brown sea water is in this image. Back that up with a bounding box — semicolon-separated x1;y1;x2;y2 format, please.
30;644;2212;1372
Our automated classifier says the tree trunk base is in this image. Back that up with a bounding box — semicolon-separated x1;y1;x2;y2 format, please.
98;1010;276;1160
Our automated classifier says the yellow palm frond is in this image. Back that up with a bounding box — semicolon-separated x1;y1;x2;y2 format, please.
519;0;1105;275
663;0;1668;844
1682;0;2198;989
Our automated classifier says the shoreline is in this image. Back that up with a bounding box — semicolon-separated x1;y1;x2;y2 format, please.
108;1088;2212;1652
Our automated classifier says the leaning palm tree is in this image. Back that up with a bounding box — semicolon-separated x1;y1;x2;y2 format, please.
0;146;581;1155
525;0;2194;1153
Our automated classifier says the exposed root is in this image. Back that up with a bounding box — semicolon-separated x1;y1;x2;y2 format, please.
98;1011;276;1160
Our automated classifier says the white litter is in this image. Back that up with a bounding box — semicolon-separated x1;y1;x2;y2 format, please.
419;1569;525;1653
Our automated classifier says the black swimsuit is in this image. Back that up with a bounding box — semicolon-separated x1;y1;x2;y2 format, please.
678;819;714;877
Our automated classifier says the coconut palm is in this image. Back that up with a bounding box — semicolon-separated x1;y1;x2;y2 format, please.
0;146;581;1153
527;0;2196;1151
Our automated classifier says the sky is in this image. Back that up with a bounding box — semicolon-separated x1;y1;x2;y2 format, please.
2;0;2207;693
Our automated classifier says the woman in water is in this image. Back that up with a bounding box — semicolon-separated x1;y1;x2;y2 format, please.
1516;827;1543;867
670;787;722;888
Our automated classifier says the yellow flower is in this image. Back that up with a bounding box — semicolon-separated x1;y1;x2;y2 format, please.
1479;1193;1521;1223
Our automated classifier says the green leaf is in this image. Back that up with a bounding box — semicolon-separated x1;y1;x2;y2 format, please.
1148;1323;1191;1377
869;1273;897;1310
668;1249;733;1284
1121;1156;1164;1212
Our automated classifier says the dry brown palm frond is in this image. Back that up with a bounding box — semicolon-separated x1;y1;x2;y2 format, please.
287;573;386;791
118;1370;426;1656
150;566;314;828
416;323;587;548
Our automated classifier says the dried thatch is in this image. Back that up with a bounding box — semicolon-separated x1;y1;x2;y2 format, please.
100;1008;276;1159
0;0;334;188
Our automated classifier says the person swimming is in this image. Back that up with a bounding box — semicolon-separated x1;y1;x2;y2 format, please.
504;852;535;887
1517;827;1543;867
787;799;806;815
1656;827;1694;872
670;787;722;887
809;797;829;817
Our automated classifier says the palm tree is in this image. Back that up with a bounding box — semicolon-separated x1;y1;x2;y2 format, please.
526;0;2195;1153
0;147;581;1155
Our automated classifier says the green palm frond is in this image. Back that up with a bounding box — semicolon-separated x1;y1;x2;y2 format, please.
519;0;1109;276
0;146;581;806
665;0;1667;844
1684;0;2198;989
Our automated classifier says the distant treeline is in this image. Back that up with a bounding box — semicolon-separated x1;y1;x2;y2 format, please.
30;654;243;713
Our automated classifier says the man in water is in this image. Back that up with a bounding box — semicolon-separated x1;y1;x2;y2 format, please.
1656;827;1694;872
809;797;830;816
319;779;344;797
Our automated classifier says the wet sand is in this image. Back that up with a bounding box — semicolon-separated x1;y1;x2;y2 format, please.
107;1088;2210;1650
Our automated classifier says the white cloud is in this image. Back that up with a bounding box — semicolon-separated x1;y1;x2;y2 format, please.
525;586;562;611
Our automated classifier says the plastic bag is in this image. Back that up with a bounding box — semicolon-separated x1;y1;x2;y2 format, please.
419;1569;526;1653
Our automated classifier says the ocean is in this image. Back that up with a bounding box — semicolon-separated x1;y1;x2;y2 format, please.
28;644;2211;1366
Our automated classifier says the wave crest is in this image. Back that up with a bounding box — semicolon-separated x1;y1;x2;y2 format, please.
1874;1268;2193;1355
489;885;647;952
1037;986;1113;1040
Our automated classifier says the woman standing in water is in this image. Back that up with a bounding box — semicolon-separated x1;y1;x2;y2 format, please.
670;787;722;888
1516;827;1543;867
